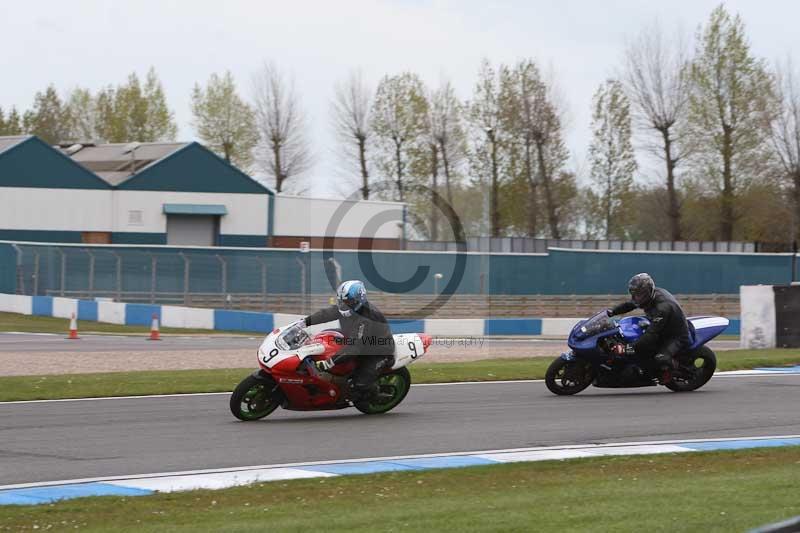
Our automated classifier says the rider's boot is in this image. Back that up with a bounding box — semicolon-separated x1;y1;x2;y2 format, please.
349;379;391;402
654;354;675;384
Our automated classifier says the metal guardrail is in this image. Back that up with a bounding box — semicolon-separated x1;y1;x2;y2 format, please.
406;237;758;254
46;291;740;318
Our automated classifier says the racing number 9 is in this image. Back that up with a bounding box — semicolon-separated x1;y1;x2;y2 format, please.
262;348;279;365
408;341;419;359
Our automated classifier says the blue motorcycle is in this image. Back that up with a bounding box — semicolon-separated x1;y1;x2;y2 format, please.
545;311;729;395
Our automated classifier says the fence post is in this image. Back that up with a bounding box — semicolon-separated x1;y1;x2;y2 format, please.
86;249;95;297
215;255;227;305
326;257;342;288
58;248;66;297
178;252;191;306
10;244;24;295
111;251;122;302
256;257;268;311
150;254;157;304
296;257;307;315
32;252;40;296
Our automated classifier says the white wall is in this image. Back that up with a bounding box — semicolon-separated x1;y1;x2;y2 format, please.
424;319;483;336
0;188;405;241
273;195;404;239
0;188;113;231
113;191;268;235
0;293;32;314
161;305;214;329
740;285;776;349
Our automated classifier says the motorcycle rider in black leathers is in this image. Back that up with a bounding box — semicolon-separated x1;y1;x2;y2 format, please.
302;280;394;399
607;273;691;381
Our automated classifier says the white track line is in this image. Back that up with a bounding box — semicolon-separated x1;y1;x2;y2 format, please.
3;434;798;492
0;371;797;406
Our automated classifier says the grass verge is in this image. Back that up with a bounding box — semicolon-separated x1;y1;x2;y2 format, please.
0;349;797;402
2;447;799;532
0;312;245;336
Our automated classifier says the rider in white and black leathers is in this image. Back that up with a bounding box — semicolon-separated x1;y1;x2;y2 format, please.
302;280;394;398
607;273;691;376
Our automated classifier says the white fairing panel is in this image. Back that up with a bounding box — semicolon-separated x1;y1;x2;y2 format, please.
392;333;425;369
689;317;730;330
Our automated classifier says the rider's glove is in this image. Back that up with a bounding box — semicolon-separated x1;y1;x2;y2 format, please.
606;308;614;317
315;358;335;372
611;344;635;357
625;345;636;356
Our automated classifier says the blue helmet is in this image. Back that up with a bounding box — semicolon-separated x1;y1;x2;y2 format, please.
336;280;367;316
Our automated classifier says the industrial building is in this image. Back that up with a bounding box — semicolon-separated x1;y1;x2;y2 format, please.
0;135;405;248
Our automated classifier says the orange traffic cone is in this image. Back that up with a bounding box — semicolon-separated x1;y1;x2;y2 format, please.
67;313;79;340
148;313;161;341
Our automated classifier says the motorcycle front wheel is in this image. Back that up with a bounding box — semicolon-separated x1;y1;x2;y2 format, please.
354;368;411;415
545;357;594;396
230;374;281;421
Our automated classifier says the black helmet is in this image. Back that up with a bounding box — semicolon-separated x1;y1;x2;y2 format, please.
628;273;655;306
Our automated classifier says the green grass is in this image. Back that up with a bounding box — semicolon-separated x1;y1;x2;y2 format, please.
2;447;799;532
0;349;797;402
0;312;248;335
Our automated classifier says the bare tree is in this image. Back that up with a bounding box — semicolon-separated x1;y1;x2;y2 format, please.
252;62;312;193
469;60;508;237
771;57;800;244
331;70;372;199
589;79;638;239
370;72;428;203
429;79;466;206
425;78;467;239
685;6;776;241
623;21;691;240
503;59;570;239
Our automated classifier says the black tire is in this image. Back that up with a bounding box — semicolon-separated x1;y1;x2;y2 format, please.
354;368;411;415
665;346;717;392
229;374;281;421
545;357;594;396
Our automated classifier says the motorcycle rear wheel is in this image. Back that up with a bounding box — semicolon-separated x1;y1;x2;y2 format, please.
230;374;281;421
665;346;717;392
354;368;411;415
545;358;594;396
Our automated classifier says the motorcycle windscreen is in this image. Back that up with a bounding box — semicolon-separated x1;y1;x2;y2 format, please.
276;324;310;351
572;311;616;341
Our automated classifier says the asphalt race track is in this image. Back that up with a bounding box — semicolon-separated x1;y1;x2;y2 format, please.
1;374;798;486
0;333;740;354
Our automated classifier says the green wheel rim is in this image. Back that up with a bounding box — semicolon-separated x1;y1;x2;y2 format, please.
237;384;275;420
362;373;407;414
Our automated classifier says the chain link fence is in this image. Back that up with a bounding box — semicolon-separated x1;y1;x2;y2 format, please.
10;243;314;312
4;242;747;318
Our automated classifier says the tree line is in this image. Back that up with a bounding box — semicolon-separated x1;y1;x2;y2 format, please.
2;4;799;244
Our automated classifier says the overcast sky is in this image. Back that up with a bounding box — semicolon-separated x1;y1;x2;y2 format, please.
2;0;798;197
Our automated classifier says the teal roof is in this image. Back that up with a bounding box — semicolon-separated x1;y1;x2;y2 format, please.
163;203;228;215
117;142;273;195
0;136;112;190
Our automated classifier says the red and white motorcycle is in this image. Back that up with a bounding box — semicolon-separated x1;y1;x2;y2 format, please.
230;321;432;420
